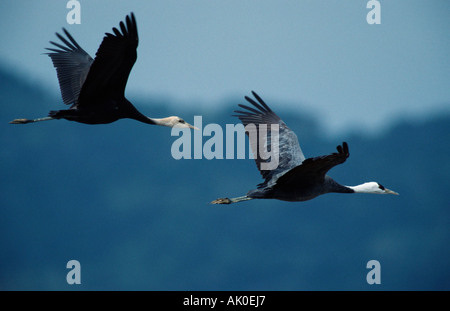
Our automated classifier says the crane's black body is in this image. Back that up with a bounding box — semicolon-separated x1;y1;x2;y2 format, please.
11;13;156;125
248;171;354;202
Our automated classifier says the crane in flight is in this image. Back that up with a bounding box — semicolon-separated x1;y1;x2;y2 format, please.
211;91;398;204
10;13;196;130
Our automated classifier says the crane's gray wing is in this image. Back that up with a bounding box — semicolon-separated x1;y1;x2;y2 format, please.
275;142;349;186
77;13;138;105
45;28;94;106
233;91;306;187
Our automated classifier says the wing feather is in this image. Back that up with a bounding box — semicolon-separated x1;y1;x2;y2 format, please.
233;91;306;187
77;13;138;105
275;142;350;186
45;28;94;106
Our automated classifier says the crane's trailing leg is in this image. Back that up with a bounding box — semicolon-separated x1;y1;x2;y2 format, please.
10;117;54;124
211;196;253;204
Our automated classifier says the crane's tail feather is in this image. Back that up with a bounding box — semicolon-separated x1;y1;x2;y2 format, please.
211;196;253;204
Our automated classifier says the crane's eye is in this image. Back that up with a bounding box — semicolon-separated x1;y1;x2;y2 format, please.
378;183;385;190
179;119;185;124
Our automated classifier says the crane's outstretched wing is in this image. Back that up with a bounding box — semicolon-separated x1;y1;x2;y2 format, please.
77;13;138;106
46;28;94;106
275;142;349;186
233;91;305;187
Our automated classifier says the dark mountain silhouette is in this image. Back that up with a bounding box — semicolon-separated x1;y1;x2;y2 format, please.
1;65;449;290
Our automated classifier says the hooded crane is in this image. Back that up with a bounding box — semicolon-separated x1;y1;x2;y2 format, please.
10;13;196;129
211;91;398;204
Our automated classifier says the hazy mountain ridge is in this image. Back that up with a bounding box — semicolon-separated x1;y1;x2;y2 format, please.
1;66;449;290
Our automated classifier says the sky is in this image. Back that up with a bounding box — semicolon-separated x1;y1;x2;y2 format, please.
0;0;449;134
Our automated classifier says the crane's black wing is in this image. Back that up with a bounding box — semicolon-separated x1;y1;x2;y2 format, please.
233;91;305;187
275;142;349;186
77;13;138;106
46;28;94;106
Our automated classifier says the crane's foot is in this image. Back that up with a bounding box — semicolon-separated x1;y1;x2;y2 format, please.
211;198;232;204
10;118;32;124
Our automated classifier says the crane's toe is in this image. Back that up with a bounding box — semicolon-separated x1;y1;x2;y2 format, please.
211;198;232;204
10;118;31;124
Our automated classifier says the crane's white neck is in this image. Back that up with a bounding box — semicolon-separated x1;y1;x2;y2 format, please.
148;117;174;127
347;182;383;194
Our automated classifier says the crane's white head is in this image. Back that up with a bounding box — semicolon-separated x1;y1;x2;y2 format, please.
348;182;399;195
153;116;199;130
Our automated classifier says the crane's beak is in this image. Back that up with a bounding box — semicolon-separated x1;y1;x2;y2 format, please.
188;123;200;130
385;188;399;195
